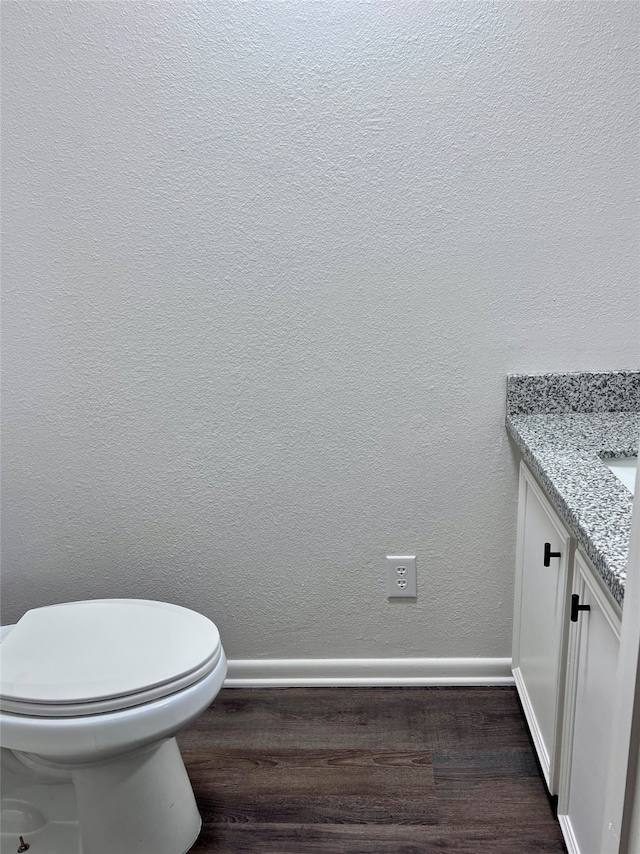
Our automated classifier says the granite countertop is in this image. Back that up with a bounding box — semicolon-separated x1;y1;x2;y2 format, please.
506;371;640;609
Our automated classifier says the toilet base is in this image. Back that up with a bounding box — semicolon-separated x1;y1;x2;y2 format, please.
73;737;201;854
1;747;81;854
1;739;202;854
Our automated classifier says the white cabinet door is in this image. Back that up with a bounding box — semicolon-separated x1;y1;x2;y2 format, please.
558;551;621;854
512;462;574;793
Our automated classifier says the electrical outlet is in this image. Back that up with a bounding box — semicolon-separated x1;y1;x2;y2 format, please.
387;555;417;598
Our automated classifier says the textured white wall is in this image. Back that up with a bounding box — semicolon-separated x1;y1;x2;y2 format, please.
2;2;638;658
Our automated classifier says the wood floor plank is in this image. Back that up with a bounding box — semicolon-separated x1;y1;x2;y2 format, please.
190;823;567;854
432;747;542;781
406;689;534;751
195;794;439;827
182;748;433;771
434;777;562;825
188;766;434;801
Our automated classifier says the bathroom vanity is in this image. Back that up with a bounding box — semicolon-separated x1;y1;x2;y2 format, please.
506;371;639;854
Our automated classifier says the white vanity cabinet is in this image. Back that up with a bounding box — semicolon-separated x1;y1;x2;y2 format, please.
557;550;621;854
512;462;574;793
513;462;624;854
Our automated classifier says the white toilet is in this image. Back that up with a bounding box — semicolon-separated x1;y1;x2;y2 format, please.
0;598;227;854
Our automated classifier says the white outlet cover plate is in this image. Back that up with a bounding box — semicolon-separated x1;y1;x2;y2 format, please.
387;555;417;598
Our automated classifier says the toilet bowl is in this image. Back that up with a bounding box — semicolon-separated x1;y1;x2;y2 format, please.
0;599;227;854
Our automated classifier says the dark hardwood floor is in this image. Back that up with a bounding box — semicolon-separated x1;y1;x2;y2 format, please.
177;687;567;854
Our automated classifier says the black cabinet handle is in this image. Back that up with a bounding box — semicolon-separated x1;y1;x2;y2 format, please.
544;542;561;566
570;593;590;622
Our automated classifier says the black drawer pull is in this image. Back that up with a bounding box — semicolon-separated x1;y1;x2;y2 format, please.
544;542;561;566
570;593;590;622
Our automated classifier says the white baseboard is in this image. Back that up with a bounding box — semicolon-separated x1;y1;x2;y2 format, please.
513;665;552;788
224;657;514;688
558;814;580;854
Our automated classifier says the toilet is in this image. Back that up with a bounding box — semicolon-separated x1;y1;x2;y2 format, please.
0;598;227;854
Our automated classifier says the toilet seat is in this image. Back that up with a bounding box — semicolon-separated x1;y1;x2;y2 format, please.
0;599;222;717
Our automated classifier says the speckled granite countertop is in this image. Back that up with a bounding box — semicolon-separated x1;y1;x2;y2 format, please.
506;371;640;609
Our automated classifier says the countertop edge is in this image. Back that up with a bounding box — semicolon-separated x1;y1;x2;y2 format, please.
506;414;636;609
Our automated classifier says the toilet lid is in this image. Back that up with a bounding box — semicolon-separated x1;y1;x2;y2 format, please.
0;599;221;713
